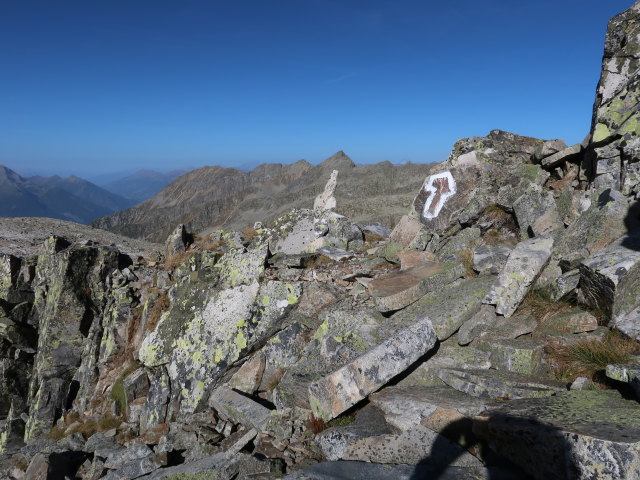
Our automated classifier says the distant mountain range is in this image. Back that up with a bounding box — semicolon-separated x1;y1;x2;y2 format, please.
92;151;432;243
100;169;187;203
0;166;136;224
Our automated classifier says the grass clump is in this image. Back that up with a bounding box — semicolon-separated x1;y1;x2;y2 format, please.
547;331;640;384
146;291;170;332
517;288;573;322
163;251;194;271
48;413;123;440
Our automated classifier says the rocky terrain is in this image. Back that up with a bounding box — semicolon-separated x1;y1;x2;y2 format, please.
91;153;431;244
0;167;135;224
2;2;640;480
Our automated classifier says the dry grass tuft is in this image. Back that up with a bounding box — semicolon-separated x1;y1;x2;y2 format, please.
242;227;258;242
460;248;476;278
146;292;170;333
547;331;640;384
517;289;574;322
163;251;194;271
308;415;327;434
49;413;123;440
364;232;386;243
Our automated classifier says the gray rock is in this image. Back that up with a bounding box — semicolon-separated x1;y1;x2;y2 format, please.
457;305;498;345
474;390;640;480
483;236;554;317
579;236;640;339
540;143;583;169
476;337;546;375
104;444;153;470
314;170;338;211
315;405;394;461
164;224;190;256
369;385;491;429
483;314;538;340
532;139;568;163
309;316;437;420
384;275;496;341
208;385;273;431
513;186;562;238
362;223;391;238
316;246;354;262
367;261;465;312
546;268;580;301
606;364;640;399
472;245;513;275
438;368;566;400
570;377;594;391
397;344;491;387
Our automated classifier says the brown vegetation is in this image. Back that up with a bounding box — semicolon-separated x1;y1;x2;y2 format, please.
146;291;170;333
546;331;640;384
49;413;123;440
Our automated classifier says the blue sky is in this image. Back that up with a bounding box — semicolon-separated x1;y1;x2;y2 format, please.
0;0;634;176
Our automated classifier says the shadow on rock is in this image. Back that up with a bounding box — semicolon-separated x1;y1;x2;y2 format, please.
408;414;578;480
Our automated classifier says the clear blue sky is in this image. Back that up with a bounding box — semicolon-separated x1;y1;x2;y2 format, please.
0;0;634;176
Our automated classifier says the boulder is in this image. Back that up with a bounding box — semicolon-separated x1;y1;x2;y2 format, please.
308;316;437;421
164;224;190;256
539;143;583;169
383;275;496;341
474;390;640;480
208;385;273;431
483;236;554;317
367;261;465;312
472;245;512;275
606;363;640;400
579;236;640;339
532;139;568;163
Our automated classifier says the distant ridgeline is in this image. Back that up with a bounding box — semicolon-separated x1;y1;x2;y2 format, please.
91;152;431;243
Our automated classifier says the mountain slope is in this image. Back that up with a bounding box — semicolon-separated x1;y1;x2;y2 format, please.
101;169;186;202
0;166;136;223
92;151;432;242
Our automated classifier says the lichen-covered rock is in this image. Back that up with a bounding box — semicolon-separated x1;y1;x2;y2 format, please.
472;245;512;276
397;344;491;387
539;143;583;169
474;390;640;480
579;236;640;338
164;224;190;256
214;245;268;288
25;238;121;441
532;139;568;163
476;338;546;375
457;305;498;345
483;236;554;317
554;187;628;262
383;275;496;341
513;185;562;238
438;368;565;400
606;363;640;400
141;280;302;413
367;261;465;312
584;2;640;190
309;316;437;421
208;385;273;431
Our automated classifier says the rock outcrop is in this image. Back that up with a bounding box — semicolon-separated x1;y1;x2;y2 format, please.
3;3;640;480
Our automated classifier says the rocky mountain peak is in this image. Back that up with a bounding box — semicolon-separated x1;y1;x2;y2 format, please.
318;150;356;170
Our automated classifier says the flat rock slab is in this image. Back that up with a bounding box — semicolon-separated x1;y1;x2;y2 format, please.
384;275;496;341
316;246;354;261
484;236;554;317
476;338;546;375
473;244;513;275
438;368;566;400
369;385;491;431
308;317;437;421
397;344;491;387
540;143;583;169
284;461;525;480
541;310;598;334
208;386;273;431
473;390;640;479
580;236;640;340
367;261;465;312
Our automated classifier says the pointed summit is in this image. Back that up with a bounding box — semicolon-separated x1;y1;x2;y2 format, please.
318;151;355;170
